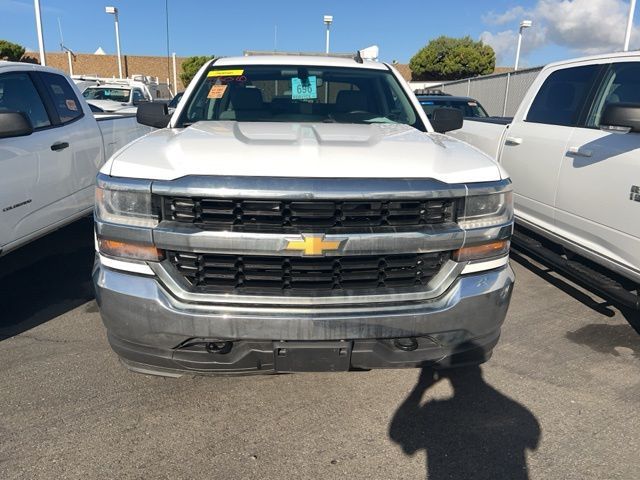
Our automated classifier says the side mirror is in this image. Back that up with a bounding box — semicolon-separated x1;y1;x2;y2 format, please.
600;102;640;133
136;102;170;128
0;111;33;139
430;107;463;133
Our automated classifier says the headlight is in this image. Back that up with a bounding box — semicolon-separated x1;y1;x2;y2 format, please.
459;191;513;229
95;186;158;227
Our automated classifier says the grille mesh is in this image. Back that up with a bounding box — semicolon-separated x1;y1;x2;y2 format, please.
168;251;449;294
164;197;454;233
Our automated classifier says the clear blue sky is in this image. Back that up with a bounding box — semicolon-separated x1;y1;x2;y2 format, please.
0;0;636;67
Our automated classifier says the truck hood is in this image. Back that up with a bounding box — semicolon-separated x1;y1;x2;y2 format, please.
106;121;503;183
86;99;130;112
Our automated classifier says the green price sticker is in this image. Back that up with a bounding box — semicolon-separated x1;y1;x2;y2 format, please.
291;76;317;100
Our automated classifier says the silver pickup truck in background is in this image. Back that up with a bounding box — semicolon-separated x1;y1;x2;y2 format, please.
451;52;640;332
0;62;152;256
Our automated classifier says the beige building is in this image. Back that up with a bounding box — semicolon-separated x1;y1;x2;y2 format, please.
22;51;188;91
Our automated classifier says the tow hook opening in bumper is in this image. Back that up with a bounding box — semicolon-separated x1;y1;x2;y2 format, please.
394;337;419;351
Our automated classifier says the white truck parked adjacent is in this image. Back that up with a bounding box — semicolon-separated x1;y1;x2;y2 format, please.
0;62;152;256
451;52;640;331
82;75;172;113
93;53;516;377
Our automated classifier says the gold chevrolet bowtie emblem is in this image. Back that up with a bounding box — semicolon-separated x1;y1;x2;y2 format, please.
285;235;344;256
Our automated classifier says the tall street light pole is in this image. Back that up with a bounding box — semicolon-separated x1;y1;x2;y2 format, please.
105;6;123;79
514;20;533;71
323;15;333;103
624;0;637;51
324;15;333;54
34;0;46;66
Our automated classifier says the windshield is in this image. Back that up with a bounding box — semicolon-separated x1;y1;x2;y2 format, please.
419;98;489;118
83;87;131;103
179;65;420;128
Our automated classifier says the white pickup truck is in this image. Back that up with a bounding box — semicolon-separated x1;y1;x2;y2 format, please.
0;62;151;256
93;53;516;377
82;76;173;113
451;51;640;331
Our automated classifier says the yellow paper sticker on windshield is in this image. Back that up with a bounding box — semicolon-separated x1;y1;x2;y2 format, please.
207;69;244;77
207;84;227;99
66;99;78;111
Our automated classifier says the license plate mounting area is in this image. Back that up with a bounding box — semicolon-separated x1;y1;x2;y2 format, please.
273;341;352;372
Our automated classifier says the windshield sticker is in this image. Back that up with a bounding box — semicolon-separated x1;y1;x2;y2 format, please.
208;69;244;77
468;102;478;106
291;76;317;100
65;99;78;111
207;84;227;99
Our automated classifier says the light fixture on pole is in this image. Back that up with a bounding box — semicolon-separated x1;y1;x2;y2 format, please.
34;0;46;66
624;0;637;51
105;6;123;79
324;15;333;54
514;20;533;71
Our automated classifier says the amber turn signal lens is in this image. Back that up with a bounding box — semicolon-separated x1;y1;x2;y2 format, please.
453;240;510;262
98;238;164;262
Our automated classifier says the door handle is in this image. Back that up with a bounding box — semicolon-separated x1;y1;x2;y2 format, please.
567;146;592;157
51;142;69;152
505;136;523;146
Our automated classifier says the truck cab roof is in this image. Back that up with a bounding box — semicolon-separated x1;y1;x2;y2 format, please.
211;55;389;70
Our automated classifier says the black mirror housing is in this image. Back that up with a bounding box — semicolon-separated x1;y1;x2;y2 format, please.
430;107;464;133
136;102;171;128
0;111;33;139
601;102;640;133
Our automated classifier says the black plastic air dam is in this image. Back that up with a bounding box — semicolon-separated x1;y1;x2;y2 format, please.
106;332;501;376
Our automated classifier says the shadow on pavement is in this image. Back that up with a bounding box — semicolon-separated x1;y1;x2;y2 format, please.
0;217;95;340
566;323;640;359
389;353;540;479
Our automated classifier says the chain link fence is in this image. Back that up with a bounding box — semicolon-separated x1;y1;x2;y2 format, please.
430;67;543;117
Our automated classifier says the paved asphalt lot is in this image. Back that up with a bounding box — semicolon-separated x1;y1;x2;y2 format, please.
1;218;638;480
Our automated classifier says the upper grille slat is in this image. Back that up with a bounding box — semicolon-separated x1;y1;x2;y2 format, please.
164;197;454;233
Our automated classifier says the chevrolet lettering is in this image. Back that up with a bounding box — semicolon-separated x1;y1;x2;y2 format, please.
93;53;515;376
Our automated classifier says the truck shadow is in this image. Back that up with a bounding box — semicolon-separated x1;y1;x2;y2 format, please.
566;323;640;359
389;358;540;480
0;217;95;341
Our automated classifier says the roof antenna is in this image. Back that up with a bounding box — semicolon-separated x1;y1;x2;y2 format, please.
354;50;363;64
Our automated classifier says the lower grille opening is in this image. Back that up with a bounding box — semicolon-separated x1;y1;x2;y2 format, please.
168;251;450;295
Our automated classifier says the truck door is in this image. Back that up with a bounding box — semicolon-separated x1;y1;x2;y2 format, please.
499;65;601;231
36;71;103;218
0;71;55;250
556;60;640;276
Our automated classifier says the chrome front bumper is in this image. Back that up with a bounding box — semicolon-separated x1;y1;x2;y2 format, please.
93;259;514;375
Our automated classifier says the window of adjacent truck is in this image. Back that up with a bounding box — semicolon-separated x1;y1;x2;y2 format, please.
39;72;84;124
419;99;489;119
582;62;640;129
83;87;131;103
179;65;423;130
0;72;51;130
525;65;600;127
